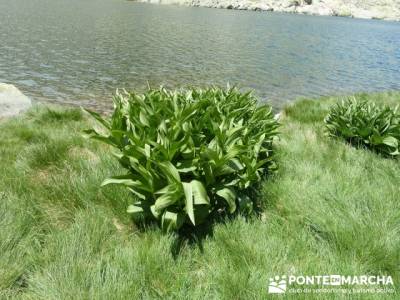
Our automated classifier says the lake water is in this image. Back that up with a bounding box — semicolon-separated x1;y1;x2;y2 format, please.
1;0;399;110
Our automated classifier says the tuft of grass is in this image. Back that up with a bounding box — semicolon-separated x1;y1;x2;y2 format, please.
0;192;40;293
28;105;83;124
18;139;75;169
0;92;399;299
12;126;49;144
283;98;332;123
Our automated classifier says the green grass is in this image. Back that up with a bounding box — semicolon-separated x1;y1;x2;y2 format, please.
0;92;399;299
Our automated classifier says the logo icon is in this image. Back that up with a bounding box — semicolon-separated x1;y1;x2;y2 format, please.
268;275;287;294
329;275;341;286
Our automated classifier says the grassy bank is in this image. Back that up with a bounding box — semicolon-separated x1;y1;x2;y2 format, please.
0;92;399;299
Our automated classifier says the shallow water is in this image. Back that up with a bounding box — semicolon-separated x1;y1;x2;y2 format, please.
1;0;399;109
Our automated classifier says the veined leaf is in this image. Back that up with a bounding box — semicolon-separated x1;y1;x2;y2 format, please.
183;182;195;225
154;184;182;212
382;136;398;148
127;204;145;220
216;187;237;213
159;161;181;183
161;211;185;232
82;108;110;129
176;160;197;173
183;180;210;226
127;204;144;214
101;175;152;192
191;180;210;205
83;129;117;147
127;188;146;200
139;109;150;127
150;205;162;219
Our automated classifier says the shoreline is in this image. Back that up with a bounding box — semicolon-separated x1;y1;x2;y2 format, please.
134;0;400;21
2;83;399;119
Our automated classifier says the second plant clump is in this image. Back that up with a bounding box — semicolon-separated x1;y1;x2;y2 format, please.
85;87;279;232
325;98;400;157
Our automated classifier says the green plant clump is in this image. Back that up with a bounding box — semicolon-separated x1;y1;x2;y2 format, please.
84;87;279;232
325;98;400;157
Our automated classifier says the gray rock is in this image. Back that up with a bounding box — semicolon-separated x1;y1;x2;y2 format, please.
251;3;273;11
140;0;400;21
0;83;31;118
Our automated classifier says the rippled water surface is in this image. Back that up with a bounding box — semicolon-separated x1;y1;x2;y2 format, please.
1;0;399;109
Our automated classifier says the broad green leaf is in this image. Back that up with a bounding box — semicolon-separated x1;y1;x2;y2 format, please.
159;161;181;183
390;149;400;156
150;205;162;219
176;160;197;173
191;180;210;205
144;144;151;158
154;193;178;212
161;211;185;232
101;175;152;192
216;187;237;213
82;108;110;129
101;175;136;187
127;188;146;200
127;204;145;220
218;158;244;176
154;184;182;212
127;204;144;214
83;129;117;147
382;136;398;148
183;180;210;226
139;110;150;127
183;182;195;225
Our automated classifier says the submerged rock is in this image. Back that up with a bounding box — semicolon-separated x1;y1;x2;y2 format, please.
0;83;31;118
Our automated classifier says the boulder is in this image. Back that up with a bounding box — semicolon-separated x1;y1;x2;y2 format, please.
0;83;32;118
297;3;333;16
251;3;274;11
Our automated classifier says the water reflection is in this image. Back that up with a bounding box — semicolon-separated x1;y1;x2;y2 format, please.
0;0;399;110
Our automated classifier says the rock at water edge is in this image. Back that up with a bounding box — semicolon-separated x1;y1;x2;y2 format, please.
0;83;32;117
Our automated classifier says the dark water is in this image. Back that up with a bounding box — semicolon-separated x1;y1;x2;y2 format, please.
1;0;399;109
